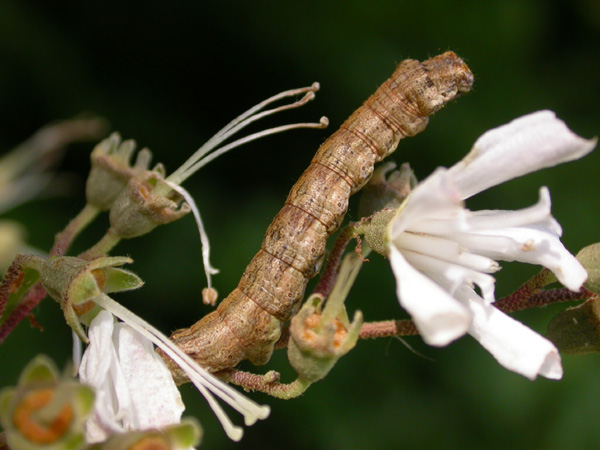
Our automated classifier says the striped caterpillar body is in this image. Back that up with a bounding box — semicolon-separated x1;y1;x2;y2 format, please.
167;51;474;379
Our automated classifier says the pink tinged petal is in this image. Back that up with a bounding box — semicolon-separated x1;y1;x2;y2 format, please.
447;110;597;199
115;323;185;430
80;311;130;442
389;245;471;346
79;312;113;383
463;290;563;380
389;168;465;240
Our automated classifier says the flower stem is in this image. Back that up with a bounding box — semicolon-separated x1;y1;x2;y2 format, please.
218;369;311;400
50;203;100;256
495;286;597;313
312;225;358;298
79;229;121;260
0;283;47;345
359;320;419;339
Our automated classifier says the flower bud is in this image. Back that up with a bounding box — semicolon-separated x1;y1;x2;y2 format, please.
21;255;143;341
546;298;600;354
108;171;190;239
89;419;202;450
85;133;160;211
288;294;362;383
0;355;94;450
576;243;600;294
357;162;416;218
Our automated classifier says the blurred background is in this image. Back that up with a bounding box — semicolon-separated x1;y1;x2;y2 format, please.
1;0;599;448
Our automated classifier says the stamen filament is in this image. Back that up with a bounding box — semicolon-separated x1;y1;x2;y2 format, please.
92;293;270;441
163;180;219;289
180;116;329;180
166;83;324;186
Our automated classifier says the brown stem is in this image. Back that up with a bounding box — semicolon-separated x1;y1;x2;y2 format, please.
50;204;100;256
0;283;46;345
359;319;419;339
274;325;290;350
495;286;598;313
312;225;357;298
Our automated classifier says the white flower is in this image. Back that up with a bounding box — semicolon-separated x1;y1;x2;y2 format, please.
386;110;597;380
81;294;270;443
79;310;186;443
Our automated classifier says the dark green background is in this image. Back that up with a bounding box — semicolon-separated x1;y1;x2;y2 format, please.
1;1;600;449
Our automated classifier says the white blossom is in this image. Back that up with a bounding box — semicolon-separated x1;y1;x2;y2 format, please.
386;110;596;380
83;293;270;443
79;310;186;443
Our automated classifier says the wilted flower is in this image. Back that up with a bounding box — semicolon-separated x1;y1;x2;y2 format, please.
384;110;596;380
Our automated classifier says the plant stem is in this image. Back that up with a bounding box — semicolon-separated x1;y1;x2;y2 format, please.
50;204;100;256
79;228;121;260
218;369;311;400
312;225;358;298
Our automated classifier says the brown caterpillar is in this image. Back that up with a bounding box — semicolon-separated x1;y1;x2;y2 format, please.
166;51;474;380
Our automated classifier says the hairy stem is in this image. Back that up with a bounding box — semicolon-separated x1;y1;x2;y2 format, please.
217;369;311;400
50;203;100;256
79;228;121;260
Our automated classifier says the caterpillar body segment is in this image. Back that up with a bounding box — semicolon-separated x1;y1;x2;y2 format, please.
167;51;474;379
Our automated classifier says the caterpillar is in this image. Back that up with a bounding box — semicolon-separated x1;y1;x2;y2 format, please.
166;51;474;380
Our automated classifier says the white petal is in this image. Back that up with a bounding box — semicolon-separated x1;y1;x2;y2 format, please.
402;249;497;303
396;232;499;274
115;324;185;430
389;245;471;346
79;310;114;387
80;311;129;442
447;110;597;199
462;289;563;380
464;187;560;235
388;168;465;240
471;225;587;291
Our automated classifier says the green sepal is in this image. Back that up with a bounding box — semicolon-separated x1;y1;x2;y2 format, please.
288;294;363;383
102;267;143;294
163;418;203;449
546;298;600;354
94;418;202;450
0;355;95;450
576;243;600;294
18;255;142;342
18;355;59;386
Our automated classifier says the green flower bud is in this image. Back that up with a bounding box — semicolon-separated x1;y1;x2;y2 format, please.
546;298;600;354
91;419;202;450
288;294;362;383
0;355;94;450
576;243;600;294
108;171;190;239
85;133;161;211
20;255;143;341
357;162;415;218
